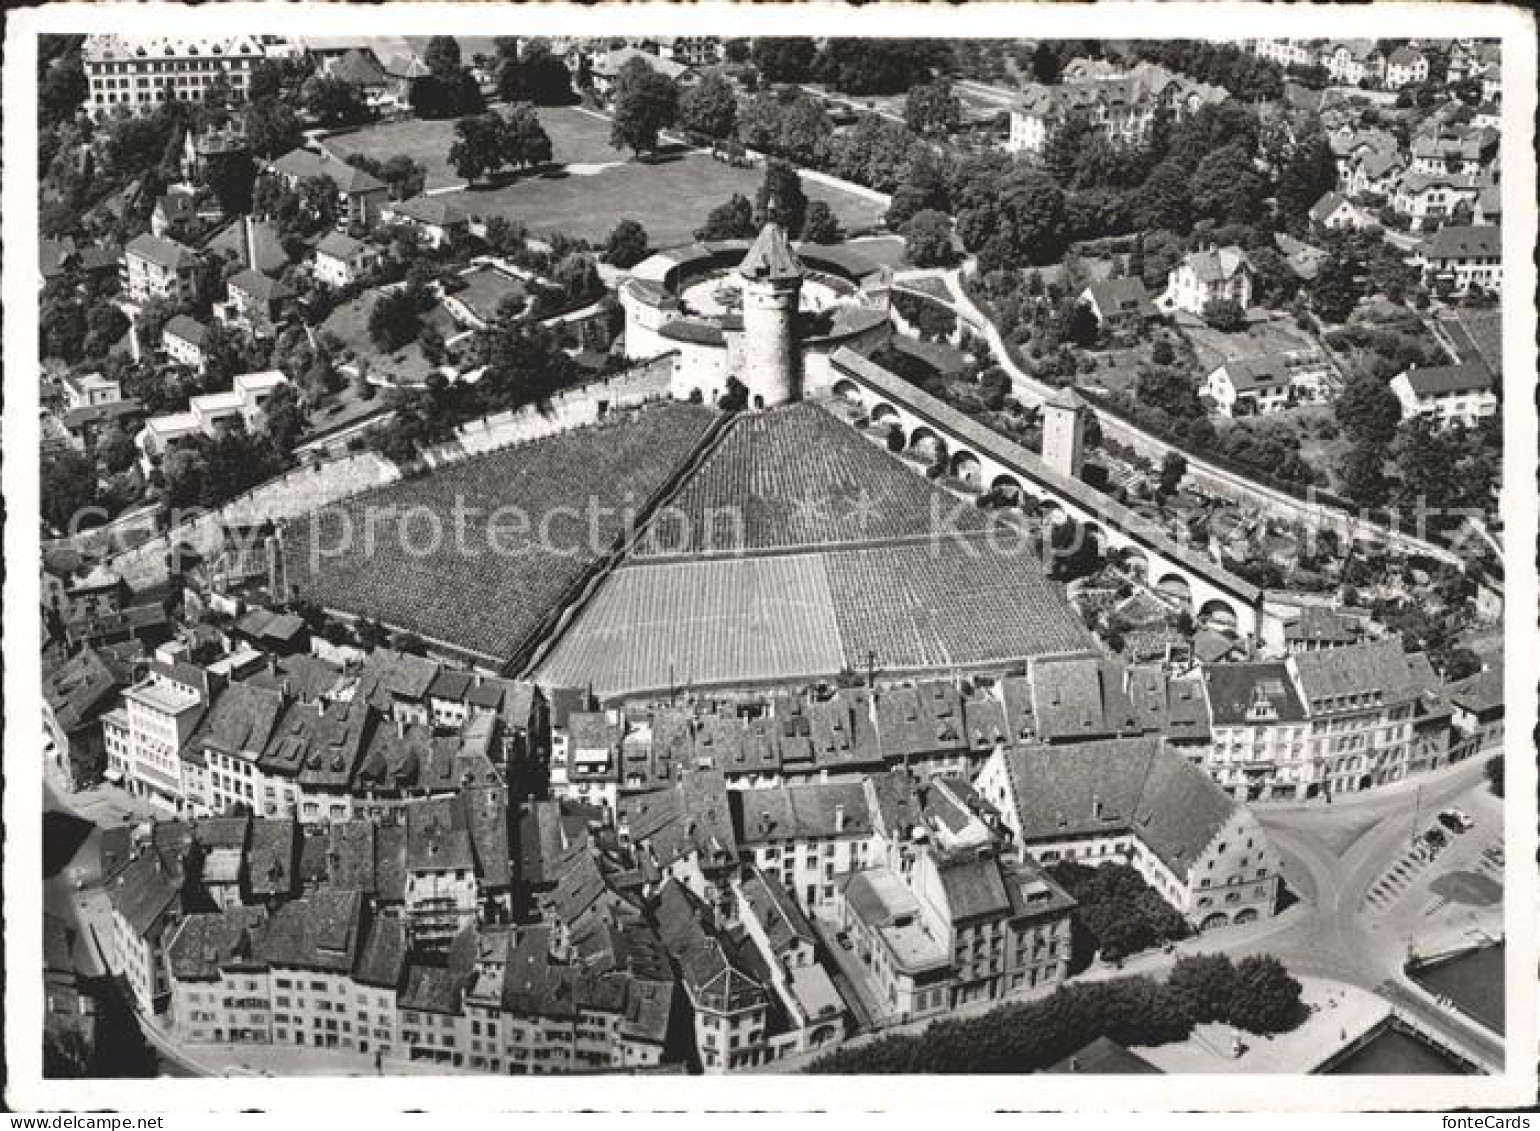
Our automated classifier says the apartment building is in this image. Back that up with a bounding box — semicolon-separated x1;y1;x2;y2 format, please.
1413;224;1502;296
1007;60;1227;156
136;370;291;466
82;35;295;118
1392;171;1481;232
1160;246;1254;317
312;231;383;288
1384;46;1430;90
123;233;202;305
735;781;874;914
161;314;210;373
43;645;131;791
105;651;214;812
1201;663;1313;801
1289;641;1430;795
1389;363;1497;429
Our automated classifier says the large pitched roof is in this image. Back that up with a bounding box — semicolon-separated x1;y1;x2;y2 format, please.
126;233;197;272
1289;640;1422;713
1420;225;1500;261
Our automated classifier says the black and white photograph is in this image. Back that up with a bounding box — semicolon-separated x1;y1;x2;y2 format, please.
3;1;1535;1115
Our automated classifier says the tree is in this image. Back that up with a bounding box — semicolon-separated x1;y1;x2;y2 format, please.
448;113;502;183
41;450;99;531
1158;451;1188;495
903;209;954;267
497;40;574;106
259;382;307;456
957;168;1068;270
96;424;137;475
609;60;679;158
552;252;603;306
1203;298;1247;332
604;218;650;268
905;78;961;138
40;42;88;128
369;287;426;353
1032;42;1063;85
751;38;817;83
1336;441;1391;507
802;200;842;244
695;193;757;241
1189;142;1267;225
754;159;808;237
1335;373;1400;446
1309;251;1362;324
502;103;554;171
1228;956;1303;1035
1441;647;1482;683
1277;133;1339;228
301;75;370;128
161;445;211;509
825;115;911;191
678;71;738;143
816;39;949;96
243;98;302;158
1168;954;1240;1024
1485;755;1503;798
423;36;463;81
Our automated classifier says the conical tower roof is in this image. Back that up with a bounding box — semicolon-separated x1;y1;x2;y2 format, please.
738;222;802;283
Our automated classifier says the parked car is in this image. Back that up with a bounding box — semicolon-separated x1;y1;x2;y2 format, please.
1439;808;1475;832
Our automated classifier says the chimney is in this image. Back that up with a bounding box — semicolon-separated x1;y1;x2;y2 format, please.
396;716;405;738
835;803;847;833
243;214;258;271
1092;793;1103;821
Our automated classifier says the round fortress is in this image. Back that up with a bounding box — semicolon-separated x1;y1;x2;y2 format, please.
620;224;893;409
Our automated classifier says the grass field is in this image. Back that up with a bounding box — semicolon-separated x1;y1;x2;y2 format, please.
443;150;887;247
533;554;847;699
635;403;987;558
281;401;718;662
325;106;632;191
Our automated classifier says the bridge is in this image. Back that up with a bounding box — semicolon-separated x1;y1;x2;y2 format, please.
826;348;1266;638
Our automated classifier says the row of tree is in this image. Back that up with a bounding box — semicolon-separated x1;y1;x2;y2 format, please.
806;951;1303;1073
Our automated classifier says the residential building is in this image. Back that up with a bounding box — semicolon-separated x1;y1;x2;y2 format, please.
107;830;190;1015
1384;46;1430;89
1409;127;1499;178
1344;148;1406;199
267;148;389;229
1246;39;1321;69
1392;171;1480;231
81;34;295;117
1288;640;1431;795
1413;224;1502;295
106;651;214;811
151;192;198;240
734;781;874;914
136;370;291;465
312;231;382;288
1309;190;1375;232
123;233;203;304
1201;663;1313;801
1159;246;1253;317
589;47;698;101
221;268;295;336
550;709;624;813
1007;61;1227;156
1200;352;1337;417
1321;41;1386;86
381;195;471;249
1389;363;1497;428
43;645;130;790
1283;607;1362;654
1078;278;1158;337
321;47;392;112
1447;666;1503;751
161;314;210;373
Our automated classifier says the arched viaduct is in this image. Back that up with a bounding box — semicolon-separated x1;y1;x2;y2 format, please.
828;348;1266;638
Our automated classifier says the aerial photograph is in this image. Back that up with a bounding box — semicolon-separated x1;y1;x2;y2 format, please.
22;23;1518;1097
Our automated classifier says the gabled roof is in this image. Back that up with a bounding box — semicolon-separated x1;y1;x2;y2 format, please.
325;47;388;87
228;267;294;305
315;230;369;261
270;148;386;195
1203;661;1306;725
386;194;469;228
1420;224;1500;261
1184;245;1251;284
1448;665;1502;715
162;314;209;349
1396;362;1493;398
1290;640;1422;712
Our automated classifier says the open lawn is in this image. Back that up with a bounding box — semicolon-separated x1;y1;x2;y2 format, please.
323;106;640;192
442;150;887;247
1181;313;1320;373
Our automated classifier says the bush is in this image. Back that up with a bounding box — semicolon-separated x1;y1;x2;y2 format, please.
1047;860;1191;964
1485;755;1503;798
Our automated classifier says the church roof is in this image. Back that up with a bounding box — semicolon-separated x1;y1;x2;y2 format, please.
738;223;802;283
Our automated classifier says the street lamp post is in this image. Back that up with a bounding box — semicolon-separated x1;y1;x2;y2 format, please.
1410;781;1423;849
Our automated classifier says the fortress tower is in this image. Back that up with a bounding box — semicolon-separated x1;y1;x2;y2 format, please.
1041;387;1088;481
737;222;804;408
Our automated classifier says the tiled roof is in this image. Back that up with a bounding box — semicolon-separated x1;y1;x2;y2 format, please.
257;888;362;972
387;195;468;228
167;907;268;980
1420;224;1500;262
1185;246;1251;284
315;230;368;261
1284;606;1359;644
732;781;870;845
108;851;181;937
271;148;385;195
1289;640;1422;713
739;869;816;956
1448;665;1502;715
229;267;294;305
126;233;197;272
1204;662;1307;725
354;915;408;988
654;880;765;1013
1398;363;1493;398
162;314;209;349
247;817;299;897
1047;1036;1163;1074
1219;354;1294;393
43;645;128;734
